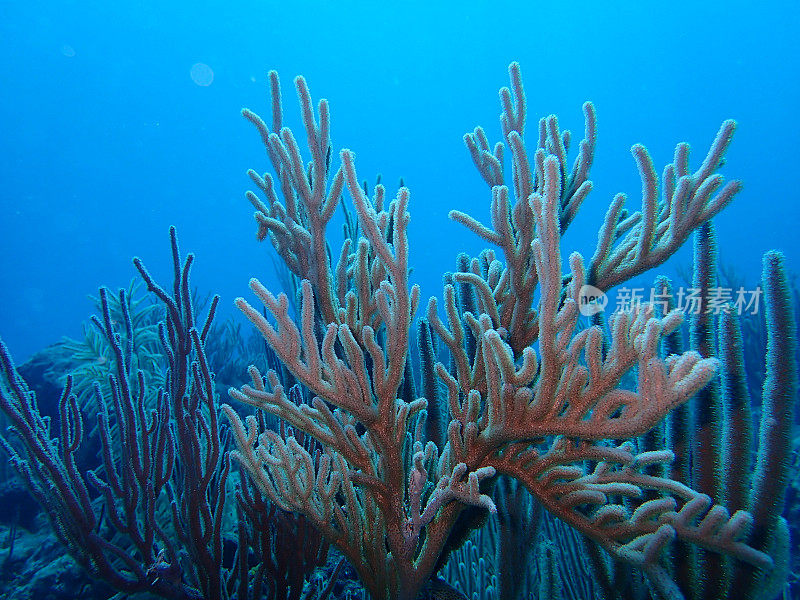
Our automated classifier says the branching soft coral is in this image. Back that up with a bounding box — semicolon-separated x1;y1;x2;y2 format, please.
224;63;774;600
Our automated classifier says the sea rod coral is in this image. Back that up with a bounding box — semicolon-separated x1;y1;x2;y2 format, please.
223;62;779;599
0;62;791;600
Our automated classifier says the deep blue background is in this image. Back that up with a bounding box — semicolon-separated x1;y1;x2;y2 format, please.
1;0;798;361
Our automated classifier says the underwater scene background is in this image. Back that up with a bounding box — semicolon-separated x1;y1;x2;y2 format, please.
0;1;798;599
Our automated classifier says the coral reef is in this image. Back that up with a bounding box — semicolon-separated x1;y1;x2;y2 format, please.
224;63;794;599
0;63;796;600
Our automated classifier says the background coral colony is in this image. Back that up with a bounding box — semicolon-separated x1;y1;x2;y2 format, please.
0;1;798;600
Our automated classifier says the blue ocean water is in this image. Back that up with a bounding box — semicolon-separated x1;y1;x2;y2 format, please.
0;2;799;600
1;0;797;361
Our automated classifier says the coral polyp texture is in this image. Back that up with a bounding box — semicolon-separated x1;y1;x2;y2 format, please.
223;63;792;600
0;63;795;600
